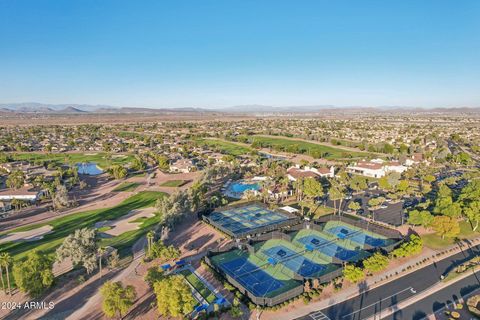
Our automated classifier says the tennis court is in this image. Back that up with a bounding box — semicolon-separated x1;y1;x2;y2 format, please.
221;257;284;296
208;204;292;236
263;245;326;277
295;234;362;262
326;225;388;247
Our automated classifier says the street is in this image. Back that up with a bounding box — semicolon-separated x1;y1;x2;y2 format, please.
296;242;480;320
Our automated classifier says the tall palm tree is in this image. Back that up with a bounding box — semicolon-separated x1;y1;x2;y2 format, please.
0;253;12;296
0;256;5;294
146;231;155;257
98;247;106;278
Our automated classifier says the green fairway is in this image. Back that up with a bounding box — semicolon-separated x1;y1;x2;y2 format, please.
248;135;371;159
8;152;133;168
0;191;166;261
113;182;140;192
180;269;217;303
160;179;188;187
198;139;253;156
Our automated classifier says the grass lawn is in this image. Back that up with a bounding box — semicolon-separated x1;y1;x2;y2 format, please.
422;221;479;250
0;191;166;261
246;135;372;159
180;269;217;303
8;152;133;168
113;182;140;192
160;180;188;187
198;139;253;156
312;206;335;218
97;226;112;232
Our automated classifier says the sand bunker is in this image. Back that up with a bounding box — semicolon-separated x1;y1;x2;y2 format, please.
96;208;156;236
0;225;53;244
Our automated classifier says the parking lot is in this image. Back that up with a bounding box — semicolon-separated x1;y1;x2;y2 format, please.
325;189;409;226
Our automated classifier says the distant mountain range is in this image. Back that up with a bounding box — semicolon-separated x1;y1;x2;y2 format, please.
0;103;218;114
0;102;479;115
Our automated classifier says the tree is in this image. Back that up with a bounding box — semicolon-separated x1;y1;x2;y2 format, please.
343;264;365;283
378;176;392;191
144;266;165;287
98;247;106;277
149;240;180;261
459;180;480;231
131;155;146;171
391;234;423;258
348;201;361;213
6;170;25;189
367;197;385;217
230;297;243;318
0;256;5;294
329;181;346;215
434;184;460;217
154;275;196;318
407;210;433;228
0;253;12;295
431;216;460;239
349;175;368;193
13;251;54;297
0;252;12;295
363;252;389;274
100;281;137;319
464;201;480;232
56;228;97;274
397;180;410;194
109;165;127;179
52;184;70;210
156;155;170;171
303;177;323;204
146;231;155;257
108;250;120;270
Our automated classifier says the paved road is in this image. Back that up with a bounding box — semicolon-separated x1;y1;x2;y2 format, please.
385;269;480;320
296;243;480;320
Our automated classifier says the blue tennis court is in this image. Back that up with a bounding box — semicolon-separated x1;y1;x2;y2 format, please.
208;204;291;236
296;235;360;261
263;245;326;277
221;257;284;296
327;226;387;247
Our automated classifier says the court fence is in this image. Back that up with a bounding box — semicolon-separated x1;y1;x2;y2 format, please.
205;233;345;305
204;255;304;306
202;201;301;239
314;215;403;241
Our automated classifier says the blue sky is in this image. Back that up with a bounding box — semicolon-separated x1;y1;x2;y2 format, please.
0;0;479;108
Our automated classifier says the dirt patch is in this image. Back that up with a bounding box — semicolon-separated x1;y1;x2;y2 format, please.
97;208;156;237
0;225;53;244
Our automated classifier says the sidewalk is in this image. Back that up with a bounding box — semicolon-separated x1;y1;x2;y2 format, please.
259;237;480;320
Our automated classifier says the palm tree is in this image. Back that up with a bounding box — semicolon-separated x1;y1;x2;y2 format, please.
98;247;106;277
0;256;5;294
0;253;12;295
146;231;155;257
329;181;345;215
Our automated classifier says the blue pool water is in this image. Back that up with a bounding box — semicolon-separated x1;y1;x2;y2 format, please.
230;181;260;193
76;162;104;175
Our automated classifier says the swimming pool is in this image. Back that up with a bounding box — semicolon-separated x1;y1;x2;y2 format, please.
230;181;260;193
223;180;261;199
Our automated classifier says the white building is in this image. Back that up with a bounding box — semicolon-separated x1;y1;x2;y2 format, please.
0;186;45;211
347;159;407;178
